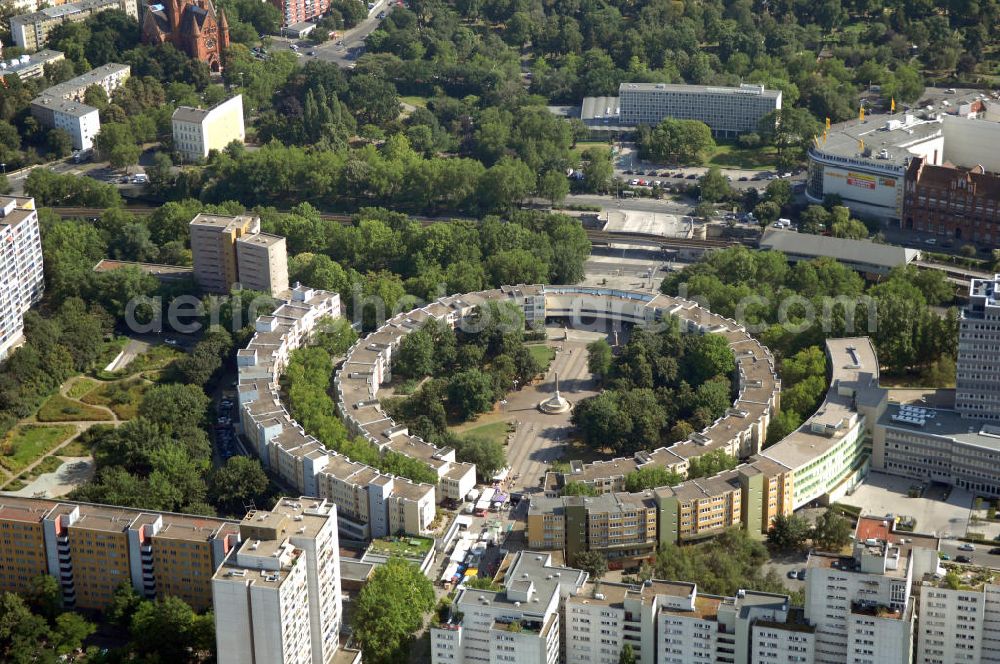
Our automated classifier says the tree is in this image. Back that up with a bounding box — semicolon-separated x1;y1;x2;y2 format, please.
581;147;613;193
687;449;738;478
562;481;599;497
537;169;569;205
352;557;435;664
130;596;214;662
754;201;781;224
698;167;732;203
767;513;812;552
572;550;608;580
479;157;535;211
639;118;715;164
453;434;506;479
624;465;683;491
682;333;735;385
758;107;821;162
447;369;496;419
587;339;613;379
46;129;73;158
813;509;852;551
765;179;792;207
209;456;270;515
619;644;637;664
394;328;436;378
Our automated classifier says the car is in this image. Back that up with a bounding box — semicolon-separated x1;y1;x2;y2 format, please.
653;180;662;187
787;570;798;579
629;179;639;186
738;176;748;181
796;569;806;581
120;175;131;183
925;238;937;245
673;173;684;178
289;43;299;50
378;10;386;18
336;40;344;46
624;169;634;175
959;543;976;551
939;552;951;560
164;338;178;346
307;50;316;56
956;555;973;564
989;548;1000;555
946;88;957;94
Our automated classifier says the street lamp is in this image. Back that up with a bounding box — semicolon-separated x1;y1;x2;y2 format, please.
1;163;5;175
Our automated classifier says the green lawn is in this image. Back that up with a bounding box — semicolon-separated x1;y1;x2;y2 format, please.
571;140;613;162
706;144;778;170
0;425;76;473
455;420;511;446
369;535;434;558
82;378;149;420
66;377;98;400
527;344;555;372
399;95;430;109
37;394;113;423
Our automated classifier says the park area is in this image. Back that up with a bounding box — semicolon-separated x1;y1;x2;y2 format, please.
0;425;77;474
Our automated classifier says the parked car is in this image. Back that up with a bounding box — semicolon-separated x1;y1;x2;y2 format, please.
959;543;976;551
939;552;951;560
956;555;973;564
787;570;798;579
925;238;937;245
738;176;748;181
988;547;1000;555
686;173;697;179
796;569;806;580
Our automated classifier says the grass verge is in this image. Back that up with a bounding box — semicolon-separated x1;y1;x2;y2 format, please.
455;420;512;446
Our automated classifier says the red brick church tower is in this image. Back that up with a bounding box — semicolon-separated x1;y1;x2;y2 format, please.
142;0;230;72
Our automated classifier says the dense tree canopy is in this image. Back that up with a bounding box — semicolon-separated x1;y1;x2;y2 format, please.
353;557;435;664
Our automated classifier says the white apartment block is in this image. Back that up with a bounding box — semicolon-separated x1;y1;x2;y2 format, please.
212;497;352;664
0;197;44;360
431;551;587;664
657;587;812;664
564;579;812;664
618;83;782;138
235;285;438;539
804;516;941;664
917;574;1000;664
30;63;131;152
956;274;1000;420
0;50;65;80
30;97;100;150
10;0;137;50
172;94;246;162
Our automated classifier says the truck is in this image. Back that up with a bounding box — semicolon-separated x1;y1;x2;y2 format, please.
72;148;92;164
466;488;481;503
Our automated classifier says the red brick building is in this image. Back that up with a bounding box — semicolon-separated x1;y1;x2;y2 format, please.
903;156;1000;246
142;0;230;73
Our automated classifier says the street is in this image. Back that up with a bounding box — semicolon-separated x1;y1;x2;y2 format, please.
265;0;394;68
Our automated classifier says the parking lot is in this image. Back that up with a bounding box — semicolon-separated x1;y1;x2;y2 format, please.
836;471;974;538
